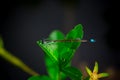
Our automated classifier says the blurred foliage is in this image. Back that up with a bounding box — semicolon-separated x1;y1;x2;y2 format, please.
0;36;38;76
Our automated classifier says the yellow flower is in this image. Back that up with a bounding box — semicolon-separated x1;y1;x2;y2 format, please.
86;62;109;80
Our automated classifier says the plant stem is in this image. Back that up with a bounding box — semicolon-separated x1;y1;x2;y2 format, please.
0;48;39;76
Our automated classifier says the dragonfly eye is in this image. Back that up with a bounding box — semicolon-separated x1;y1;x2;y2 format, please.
89;38;96;43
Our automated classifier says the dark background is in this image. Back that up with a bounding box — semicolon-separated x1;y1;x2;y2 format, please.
0;0;120;80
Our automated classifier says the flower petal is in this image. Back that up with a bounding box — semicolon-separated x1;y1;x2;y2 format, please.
86;66;92;76
93;61;98;73
98;73;109;78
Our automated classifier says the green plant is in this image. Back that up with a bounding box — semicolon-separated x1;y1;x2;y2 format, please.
28;24;109;80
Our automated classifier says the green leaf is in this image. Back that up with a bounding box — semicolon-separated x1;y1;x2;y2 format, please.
62;66;82;80
49;30;65;40
37;30;65;64
59;24;84;67
37;30;66;80
59;46;75;68
65;24;84;49
45;30;66;80
37;40;58;64
28;75;51;80
45;55;59;80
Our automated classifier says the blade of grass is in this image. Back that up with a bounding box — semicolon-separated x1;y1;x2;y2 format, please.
0;48;39;75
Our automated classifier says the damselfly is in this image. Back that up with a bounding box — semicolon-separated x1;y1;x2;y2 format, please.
41;38;96;44
41;38;88;44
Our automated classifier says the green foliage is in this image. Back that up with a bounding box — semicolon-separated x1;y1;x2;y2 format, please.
28;24;109;80
62;66;82;80
28;75;52;80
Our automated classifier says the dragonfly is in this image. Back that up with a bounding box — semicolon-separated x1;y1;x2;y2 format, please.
41;38;96;44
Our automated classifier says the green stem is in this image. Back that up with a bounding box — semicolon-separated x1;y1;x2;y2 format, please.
0;48;39;75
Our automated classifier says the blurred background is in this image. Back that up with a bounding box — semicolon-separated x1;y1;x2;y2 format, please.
0;0;119;80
